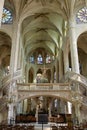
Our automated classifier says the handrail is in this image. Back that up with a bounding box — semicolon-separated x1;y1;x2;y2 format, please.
1;70;22;90
81;95;87;106
63;71;87;88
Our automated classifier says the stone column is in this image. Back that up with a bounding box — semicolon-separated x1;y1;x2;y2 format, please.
17;42;21;69
48;101;52;117
51;67;54;83
67;102;72;114
0;0;4;27
56;59;59;83
8;81;17;124
36;105;39;123
16;102;22;114
35;98;39;123
25;65;28;83
63;50;69;73
10;20;21;74
27;99;31;113
74;102;82;124
59;50;63;81
23;99;27;114
8;103;15;125
0;113;3;123
22;100;25;113
69;16;80;73
20;102;23;114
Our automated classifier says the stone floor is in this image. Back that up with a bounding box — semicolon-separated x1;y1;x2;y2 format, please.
35;124;51;130
35;126;51;130
16;122;68;130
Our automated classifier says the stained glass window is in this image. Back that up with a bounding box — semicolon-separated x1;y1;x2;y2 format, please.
46;55;51;63
29;55;34;63
37;54;43;64
76;7;87;24
2;8;13;24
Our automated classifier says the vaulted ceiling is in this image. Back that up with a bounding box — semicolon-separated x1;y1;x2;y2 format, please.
0;0;87;66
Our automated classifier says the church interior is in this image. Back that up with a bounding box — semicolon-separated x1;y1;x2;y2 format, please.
0;0;87;130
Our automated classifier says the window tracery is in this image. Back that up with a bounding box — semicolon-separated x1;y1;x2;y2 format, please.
37;54;43;64
29;55;34;63
2;8;13;24
46;55;51;64
76;7;87;24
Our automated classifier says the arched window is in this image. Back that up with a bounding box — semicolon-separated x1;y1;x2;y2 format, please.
46;55;51;63
29;55;34;63
76;7;87;24
2;8;13;24
37;54;43;64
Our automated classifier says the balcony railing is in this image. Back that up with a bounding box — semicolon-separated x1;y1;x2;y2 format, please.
63;71;87;88
1;69;22;89
81;95;87;106
17;83;71;91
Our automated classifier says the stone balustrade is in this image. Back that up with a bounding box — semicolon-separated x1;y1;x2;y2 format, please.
0;69;22;89
17;83;70;91
81;95;87;106
64;71;87;88
0;70;87;108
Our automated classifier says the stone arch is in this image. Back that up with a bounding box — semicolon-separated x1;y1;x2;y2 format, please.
17;94;74;115
46;69;51;83
0;31;12;77
28;67;34;83
77;31;87;77
18;90;72;103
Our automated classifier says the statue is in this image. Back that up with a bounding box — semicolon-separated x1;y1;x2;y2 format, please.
34;72;48;83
